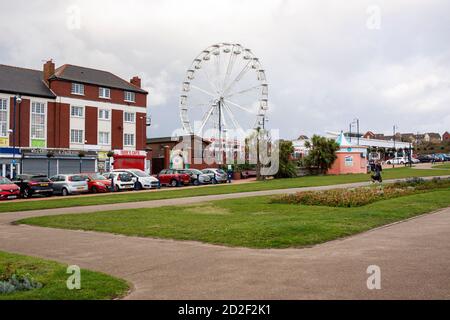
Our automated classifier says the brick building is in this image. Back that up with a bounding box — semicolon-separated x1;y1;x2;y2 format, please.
0;60;148;178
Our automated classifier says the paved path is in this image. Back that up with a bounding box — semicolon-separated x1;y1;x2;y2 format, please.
1;176;450;299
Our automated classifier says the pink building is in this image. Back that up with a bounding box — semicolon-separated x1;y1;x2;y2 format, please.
328;132;368;175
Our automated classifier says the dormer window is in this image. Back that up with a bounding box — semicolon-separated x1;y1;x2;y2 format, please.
71;83;84;95
124;91;135;102
99;87;110;99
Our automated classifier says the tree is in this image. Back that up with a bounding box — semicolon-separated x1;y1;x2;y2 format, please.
275;140;297;178
303;135;339;173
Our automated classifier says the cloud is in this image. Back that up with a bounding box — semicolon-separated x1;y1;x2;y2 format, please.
0;0;449;139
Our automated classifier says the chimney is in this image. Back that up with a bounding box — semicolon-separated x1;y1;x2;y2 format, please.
130;76;141;88
43;59;55;85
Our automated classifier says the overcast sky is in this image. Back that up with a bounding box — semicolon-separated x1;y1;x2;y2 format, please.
0;0;449;139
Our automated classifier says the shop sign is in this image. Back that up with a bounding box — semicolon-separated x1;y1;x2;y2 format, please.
0;137;9;147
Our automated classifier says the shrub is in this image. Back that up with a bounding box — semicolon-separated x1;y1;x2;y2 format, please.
272;178;450;207
0;264;42;294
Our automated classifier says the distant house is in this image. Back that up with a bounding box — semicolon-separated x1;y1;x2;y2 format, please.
292;135;310;159
424;133;441;143
363;131;386;140
443;131;450;141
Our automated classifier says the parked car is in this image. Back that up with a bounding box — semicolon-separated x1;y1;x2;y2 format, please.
50;174;89;196
156;169;191;187
410;157;420;164
113;169;159;190
103;172;135;191
0;177;20;200
385;157;409;165
201;168;228;184
13;174;53;198
417;155;434;163
241;170;257;179
435;153;450;162
80;173;112;193
175;169;212;185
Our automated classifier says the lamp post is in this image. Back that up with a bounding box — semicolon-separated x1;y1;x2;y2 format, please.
12;95;22;178
392;125;398;168
354;118;360;145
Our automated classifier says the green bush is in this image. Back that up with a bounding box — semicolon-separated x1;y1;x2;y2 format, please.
272;178;450;207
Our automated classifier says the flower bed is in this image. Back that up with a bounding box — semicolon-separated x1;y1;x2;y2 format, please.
272;178;450;208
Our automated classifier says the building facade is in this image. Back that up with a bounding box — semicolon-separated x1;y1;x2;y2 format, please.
0;61;148;178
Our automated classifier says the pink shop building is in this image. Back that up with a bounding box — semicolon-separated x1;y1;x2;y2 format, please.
328;132;368;175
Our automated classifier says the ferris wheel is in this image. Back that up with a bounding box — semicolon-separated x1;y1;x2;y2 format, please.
179;43;268;144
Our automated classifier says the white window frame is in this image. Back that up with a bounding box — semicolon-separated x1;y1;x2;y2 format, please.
71;83;85;95
98;131;110;145
70;105;84;118
124;91;135;102
70;129;84;144
31;102;46;140
98;109;110;120
0;98;8;137
124;133;135;146
124;112;135;123
99;87;110;99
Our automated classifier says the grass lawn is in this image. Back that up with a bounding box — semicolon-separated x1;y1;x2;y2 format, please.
19;188;450;249
433;163;450;169
0;251;129;300
1;167;449;213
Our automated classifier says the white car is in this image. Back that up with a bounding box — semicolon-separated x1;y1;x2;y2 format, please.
103;172;135;191
386;157;409;165
113;169;160;190
201;168;228;183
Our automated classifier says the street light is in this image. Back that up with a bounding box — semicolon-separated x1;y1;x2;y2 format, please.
348;118;359;144
392;125;398;168
12;95;22;178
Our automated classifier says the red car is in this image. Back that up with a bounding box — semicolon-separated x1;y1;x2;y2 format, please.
156;169;191;187
0;176;20;200
81;173;112;193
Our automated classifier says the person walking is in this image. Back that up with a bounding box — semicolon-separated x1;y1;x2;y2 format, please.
371;161;383;183
227;166;233;184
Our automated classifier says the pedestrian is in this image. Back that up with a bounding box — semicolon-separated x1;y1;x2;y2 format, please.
227;166;233;184
371;161;383;183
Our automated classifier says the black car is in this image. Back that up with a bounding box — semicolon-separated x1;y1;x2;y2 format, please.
13;174;53;198
417;155;433;163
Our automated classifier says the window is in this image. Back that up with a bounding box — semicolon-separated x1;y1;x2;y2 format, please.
71;83;84;95
71;106;84;117
70;129;84;144
31;102;46;139
0;98;7;137
124;91;135;102
124;133;135;146
99;87;110;99
124;112;135;123
98;109;110;120
99;131;110;145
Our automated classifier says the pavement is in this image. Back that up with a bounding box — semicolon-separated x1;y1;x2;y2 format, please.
1;176;450;299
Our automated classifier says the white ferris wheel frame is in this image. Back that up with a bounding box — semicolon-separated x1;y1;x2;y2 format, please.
179;43;269;143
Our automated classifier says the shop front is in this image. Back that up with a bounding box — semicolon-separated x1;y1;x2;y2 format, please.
112;150;147;172
0;147;22;179
21;149;98;176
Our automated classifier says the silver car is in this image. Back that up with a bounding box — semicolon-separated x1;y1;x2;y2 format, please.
201;168;228;184
177;169;212;185
50;174;89;196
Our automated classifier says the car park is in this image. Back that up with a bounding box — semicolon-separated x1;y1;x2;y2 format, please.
80;173;112;193
175;169;211;185
13;174;53;198
103;172;135;191
157;169;191;187
0;177;20;200
50;174;89;196
201;168;228;184
113;169;160;190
